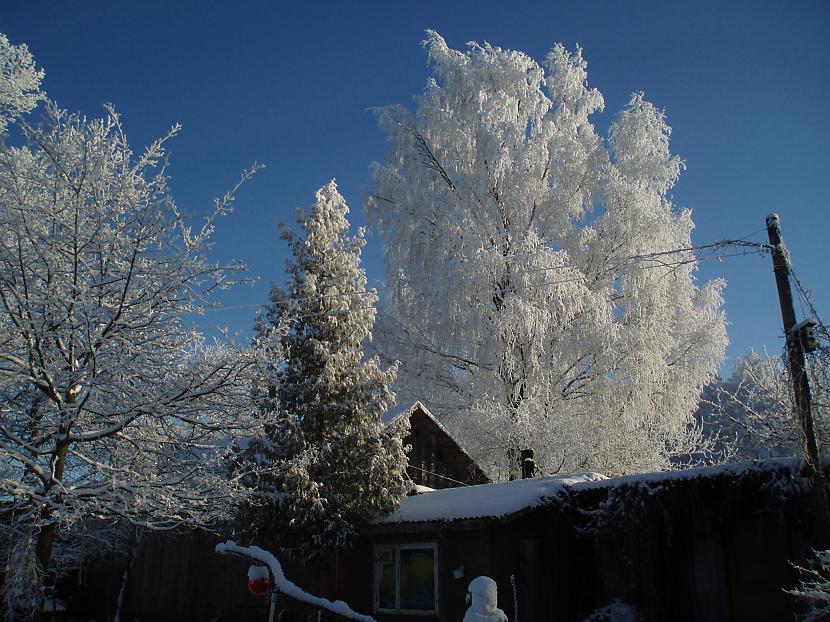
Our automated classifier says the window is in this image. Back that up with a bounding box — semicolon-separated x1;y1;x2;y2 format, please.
374;543;437;614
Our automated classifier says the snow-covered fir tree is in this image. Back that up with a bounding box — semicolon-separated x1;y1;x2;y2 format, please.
239;181;408;557
367;32;727;479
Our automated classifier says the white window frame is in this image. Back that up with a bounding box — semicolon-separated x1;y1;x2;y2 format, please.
374;542;438;615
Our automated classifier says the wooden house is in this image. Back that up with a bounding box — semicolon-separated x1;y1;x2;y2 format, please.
336;459;819;622
64;405;823;622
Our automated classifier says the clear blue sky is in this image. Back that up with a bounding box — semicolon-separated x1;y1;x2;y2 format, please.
5;0;829;370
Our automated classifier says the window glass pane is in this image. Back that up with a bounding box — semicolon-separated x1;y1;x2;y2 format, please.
399;548;435;611
377;550;396;610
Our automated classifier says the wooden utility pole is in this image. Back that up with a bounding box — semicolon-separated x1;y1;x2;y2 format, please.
766;213;829;546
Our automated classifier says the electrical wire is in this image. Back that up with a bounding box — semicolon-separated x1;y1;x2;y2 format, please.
200;234;773;317
405;463;470;487
791;269;829;340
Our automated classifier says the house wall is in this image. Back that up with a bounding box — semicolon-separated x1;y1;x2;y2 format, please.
123;530;267;622
356;524;496;622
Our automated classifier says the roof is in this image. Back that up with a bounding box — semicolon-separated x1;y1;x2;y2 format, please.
382;400;432;428
375;472;606;525
567;455;811;492
373;457;817;527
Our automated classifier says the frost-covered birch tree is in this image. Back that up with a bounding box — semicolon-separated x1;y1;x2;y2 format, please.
0;33;262;617
237;181;408;557
368;32;727;479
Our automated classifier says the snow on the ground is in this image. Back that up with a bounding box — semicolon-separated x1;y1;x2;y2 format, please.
581;599;642;622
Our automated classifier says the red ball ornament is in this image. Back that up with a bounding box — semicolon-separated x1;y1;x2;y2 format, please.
248;565;270;596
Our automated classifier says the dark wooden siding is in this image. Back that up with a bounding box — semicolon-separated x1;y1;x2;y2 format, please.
401;406;489;489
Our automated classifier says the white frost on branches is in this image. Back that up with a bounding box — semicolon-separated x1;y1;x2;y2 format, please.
699;351;807;460
0;41;263;614
788;549;830;622
0;33;44;135
216;540;378;622
368;31;727;479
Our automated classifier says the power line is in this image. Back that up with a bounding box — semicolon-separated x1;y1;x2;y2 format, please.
200;234;772;316
405;463;470;487
791;269;829;339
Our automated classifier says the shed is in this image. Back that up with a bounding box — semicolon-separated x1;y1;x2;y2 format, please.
337;459;822;622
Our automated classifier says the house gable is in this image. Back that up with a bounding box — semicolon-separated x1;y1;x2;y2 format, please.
384;401;490;489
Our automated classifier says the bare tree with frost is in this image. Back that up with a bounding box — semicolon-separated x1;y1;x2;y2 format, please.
0;33;263;618
368;32;727;479
701;311;830;462
699;350;804;460
236;182;408;557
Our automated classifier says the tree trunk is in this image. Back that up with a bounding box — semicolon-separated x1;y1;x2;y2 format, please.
33;439;69;622
113;533;139;622
34;441;68;571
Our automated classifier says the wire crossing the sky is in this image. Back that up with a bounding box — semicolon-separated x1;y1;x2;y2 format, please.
201;231;773;318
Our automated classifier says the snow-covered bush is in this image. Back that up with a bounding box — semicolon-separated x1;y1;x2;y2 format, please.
788;549;830;622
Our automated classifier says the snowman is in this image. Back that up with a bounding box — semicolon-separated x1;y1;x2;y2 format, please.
463;576;508;622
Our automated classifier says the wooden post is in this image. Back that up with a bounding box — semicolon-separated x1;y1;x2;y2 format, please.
766;214;829;546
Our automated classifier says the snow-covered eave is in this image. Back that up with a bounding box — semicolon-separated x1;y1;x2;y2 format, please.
364;515;494;535
366;504;540;534
370;473;605;528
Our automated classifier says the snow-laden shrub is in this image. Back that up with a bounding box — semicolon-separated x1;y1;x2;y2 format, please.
581;600;643;622
788;549;830;622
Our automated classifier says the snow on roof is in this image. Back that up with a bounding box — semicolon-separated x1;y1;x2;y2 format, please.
381;400;424;428
408;483;436;495
568;456;809;493
375;472;606;525
374;457;815;527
